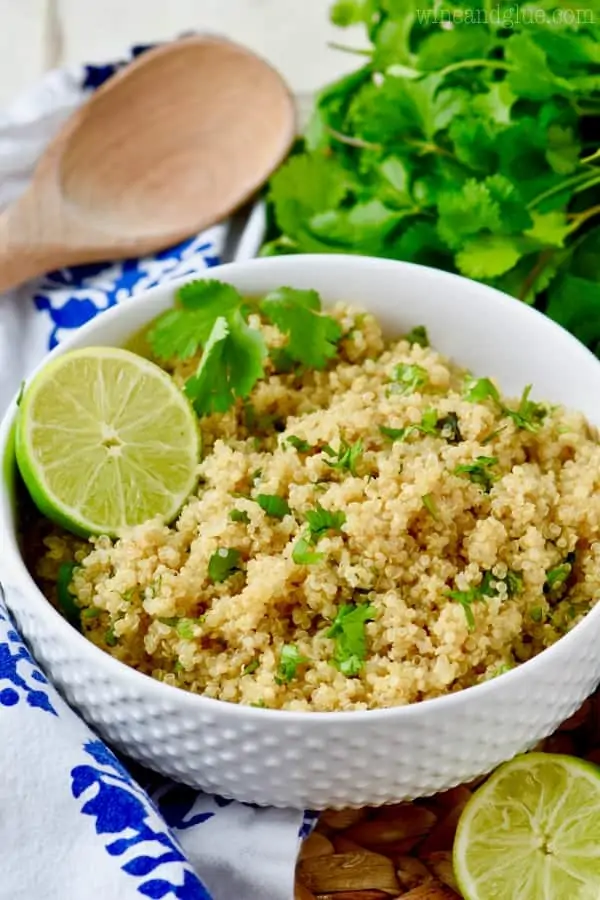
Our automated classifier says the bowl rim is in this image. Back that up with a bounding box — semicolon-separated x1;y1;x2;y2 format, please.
3;252;600;723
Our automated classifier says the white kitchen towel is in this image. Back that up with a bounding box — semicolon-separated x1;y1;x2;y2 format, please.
0;46;312;900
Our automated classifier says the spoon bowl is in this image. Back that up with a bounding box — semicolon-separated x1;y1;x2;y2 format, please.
0;36;295;291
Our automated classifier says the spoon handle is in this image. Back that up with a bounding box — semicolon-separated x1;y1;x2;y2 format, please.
0;208;57;295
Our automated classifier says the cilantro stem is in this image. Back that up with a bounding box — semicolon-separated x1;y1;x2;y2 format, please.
566;204;600;234
405;138;457;160
528;171;600;211
581;148;600;165
573;173;600;197
326;126;383;151
437;58;514;79
576;105;600;117
327;128;454;163
327;41;372;57
518;250;555;303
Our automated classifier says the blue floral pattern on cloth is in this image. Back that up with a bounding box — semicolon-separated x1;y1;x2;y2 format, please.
299;811;319;840
136;766;267;832
82;43;156;90
71;740;213;899
33;234;221;351
0;605;57;716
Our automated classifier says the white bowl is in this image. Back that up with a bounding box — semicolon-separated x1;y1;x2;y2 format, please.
2;254;600;810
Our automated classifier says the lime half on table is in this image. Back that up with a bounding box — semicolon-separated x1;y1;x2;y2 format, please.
16;347;200;537
454;752;600;900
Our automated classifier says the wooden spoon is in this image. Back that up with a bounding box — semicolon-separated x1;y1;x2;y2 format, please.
0;35;296;293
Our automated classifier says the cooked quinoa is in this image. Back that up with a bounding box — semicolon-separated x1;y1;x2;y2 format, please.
31;304;600;712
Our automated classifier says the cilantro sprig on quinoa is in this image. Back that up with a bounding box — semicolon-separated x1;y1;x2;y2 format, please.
464;376;548;432
147;280;343;416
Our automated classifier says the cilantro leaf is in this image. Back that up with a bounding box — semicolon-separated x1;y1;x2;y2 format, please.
404;325;429;347
81;606;102;620
275;644;308;684
391;363;428;395
415;408;439;436
326;602;376;677
56;562;81;630
329;0;370;27
147;280;242;360
546;273;600;356
309;200;411;253
177;279;241;311
484;175;533;234
323;439;363;476
256;494;291;519
208;548;242;583
525;210;571;248
268;155;352;250
496;118;552;199
449;117;499;174
505;570;524;597
350;76;455;146
545;125;582;176
480;569;523;598
176;618;200;640
305;504;346;542
445;587;487;631
380;156;412;204
184;312;267;416
105;627;118;647
456;235;525;280
422;493;439;520
505;33;573;101
464;377;546;433
379;425;410;442
292;537;324;566
454;456;499;493
229;508;250;524
285;435;312;452
305;66;372;151
417;24;492;71
471;82;516;127
379;408;456;443
504;386;547;433
546;563;573;592
260;287;342;369
269;347;296;373
394;221;453;269
437;180;502;251
463;377;501;405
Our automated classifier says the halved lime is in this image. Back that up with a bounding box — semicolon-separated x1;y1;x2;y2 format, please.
15;347;200;537
454;752;600;900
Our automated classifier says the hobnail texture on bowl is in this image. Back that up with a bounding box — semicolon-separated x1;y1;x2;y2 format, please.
3;254;600;809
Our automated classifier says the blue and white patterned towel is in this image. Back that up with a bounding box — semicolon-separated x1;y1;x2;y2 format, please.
0;47;312;900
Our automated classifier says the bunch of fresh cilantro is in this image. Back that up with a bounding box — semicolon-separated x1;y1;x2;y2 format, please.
263;0;600;355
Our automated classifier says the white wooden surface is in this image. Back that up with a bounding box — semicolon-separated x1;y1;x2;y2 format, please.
0;0;367;108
